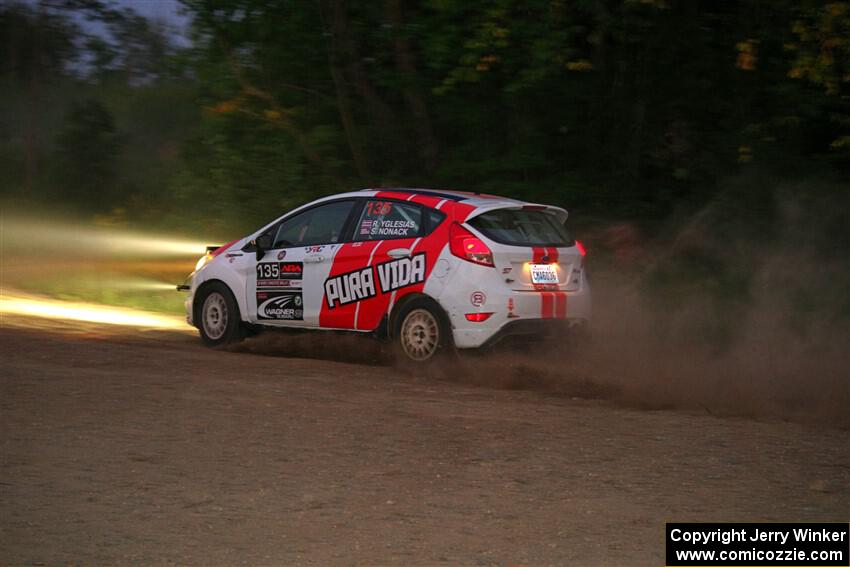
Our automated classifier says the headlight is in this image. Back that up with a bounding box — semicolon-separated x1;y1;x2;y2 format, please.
194;253;213;272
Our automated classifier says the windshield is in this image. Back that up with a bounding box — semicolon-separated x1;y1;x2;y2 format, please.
468;209;572;247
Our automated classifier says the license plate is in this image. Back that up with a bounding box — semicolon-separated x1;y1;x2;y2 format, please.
530;263;558;285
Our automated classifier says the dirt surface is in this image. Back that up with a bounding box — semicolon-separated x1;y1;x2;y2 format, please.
1;319;848;566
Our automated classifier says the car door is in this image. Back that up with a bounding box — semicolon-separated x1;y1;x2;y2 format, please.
319;198;426;331
247;199;357;328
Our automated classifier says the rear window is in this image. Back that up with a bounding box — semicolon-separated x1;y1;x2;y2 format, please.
469;209;572;247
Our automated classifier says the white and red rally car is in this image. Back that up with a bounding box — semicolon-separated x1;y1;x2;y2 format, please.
182;188;590;362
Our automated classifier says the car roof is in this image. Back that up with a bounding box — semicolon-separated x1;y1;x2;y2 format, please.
355;187;526;207
244;188;567;241
355;188;566;220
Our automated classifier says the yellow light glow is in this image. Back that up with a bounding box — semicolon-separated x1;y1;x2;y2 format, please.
0;292;191;331
195;253;212;272
2;217;213;258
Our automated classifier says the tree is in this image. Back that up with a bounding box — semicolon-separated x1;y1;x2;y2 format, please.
0;2;79;194
53;99;120;210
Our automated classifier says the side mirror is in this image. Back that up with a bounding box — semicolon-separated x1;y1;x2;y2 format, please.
255;234;273;261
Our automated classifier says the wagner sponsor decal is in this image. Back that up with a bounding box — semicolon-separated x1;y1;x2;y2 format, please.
257;262;303;288
324;253;426;309
257;291;303;320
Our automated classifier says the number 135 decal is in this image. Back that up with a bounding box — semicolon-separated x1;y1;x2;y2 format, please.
257;263;279;279
365;201;393;216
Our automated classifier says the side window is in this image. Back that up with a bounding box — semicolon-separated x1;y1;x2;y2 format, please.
354;200;422;241
426;209;446;234
273;200;354;248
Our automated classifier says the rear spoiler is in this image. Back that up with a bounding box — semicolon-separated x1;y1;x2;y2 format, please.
466;203;568;224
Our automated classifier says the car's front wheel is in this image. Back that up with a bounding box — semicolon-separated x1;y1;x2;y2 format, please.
197;283;243;346
394;297;453;364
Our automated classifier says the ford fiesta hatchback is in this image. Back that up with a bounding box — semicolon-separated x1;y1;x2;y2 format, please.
180;188;591;362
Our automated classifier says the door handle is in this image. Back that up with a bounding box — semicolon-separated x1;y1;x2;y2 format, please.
304;255;325;263
387;248;411;259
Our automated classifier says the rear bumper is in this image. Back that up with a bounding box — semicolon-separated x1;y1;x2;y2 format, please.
450;307;590;349
439;262;592;349
478;317;589;349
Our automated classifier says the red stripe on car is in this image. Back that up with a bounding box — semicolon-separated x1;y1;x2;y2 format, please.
532;247;548;318
210;239;239;257
321;198;477;332
408;194;443;209
554;292;567;319
373;190;418;201
540;292;554;319
532;247;546;263
319;242;379;329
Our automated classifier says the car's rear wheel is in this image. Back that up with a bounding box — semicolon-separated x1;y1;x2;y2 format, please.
197;283;243;346
393;297;453;364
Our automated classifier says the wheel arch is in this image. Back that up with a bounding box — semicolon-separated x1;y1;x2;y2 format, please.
387;292;452;340
193;279;241;329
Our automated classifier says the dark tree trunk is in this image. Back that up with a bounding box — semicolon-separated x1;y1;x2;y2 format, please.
326;0;402;166
320;3;372;183
386;0;439;172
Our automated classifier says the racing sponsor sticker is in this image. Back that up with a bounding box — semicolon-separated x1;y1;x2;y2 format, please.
257;291;303;320
257;262;303;288
470;291;487;307
323;253;426;309
324;266;377;309
375;253;426;294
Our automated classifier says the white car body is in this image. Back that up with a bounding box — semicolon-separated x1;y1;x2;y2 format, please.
184;188;591;350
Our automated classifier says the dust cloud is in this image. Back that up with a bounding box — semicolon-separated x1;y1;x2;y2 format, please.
453;185;850;428
226;275;848;428
227;330;390;366
227;185;850;428
4;186;847;428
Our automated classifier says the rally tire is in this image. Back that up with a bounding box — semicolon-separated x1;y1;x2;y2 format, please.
392;297;454;365
197;282;244;347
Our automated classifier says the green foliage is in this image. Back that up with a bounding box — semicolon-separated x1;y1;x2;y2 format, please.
0;0;847;230
0;0;848;343
53;99;120;210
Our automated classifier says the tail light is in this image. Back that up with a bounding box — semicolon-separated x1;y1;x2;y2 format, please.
450;223;494;267
575;240;587;268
